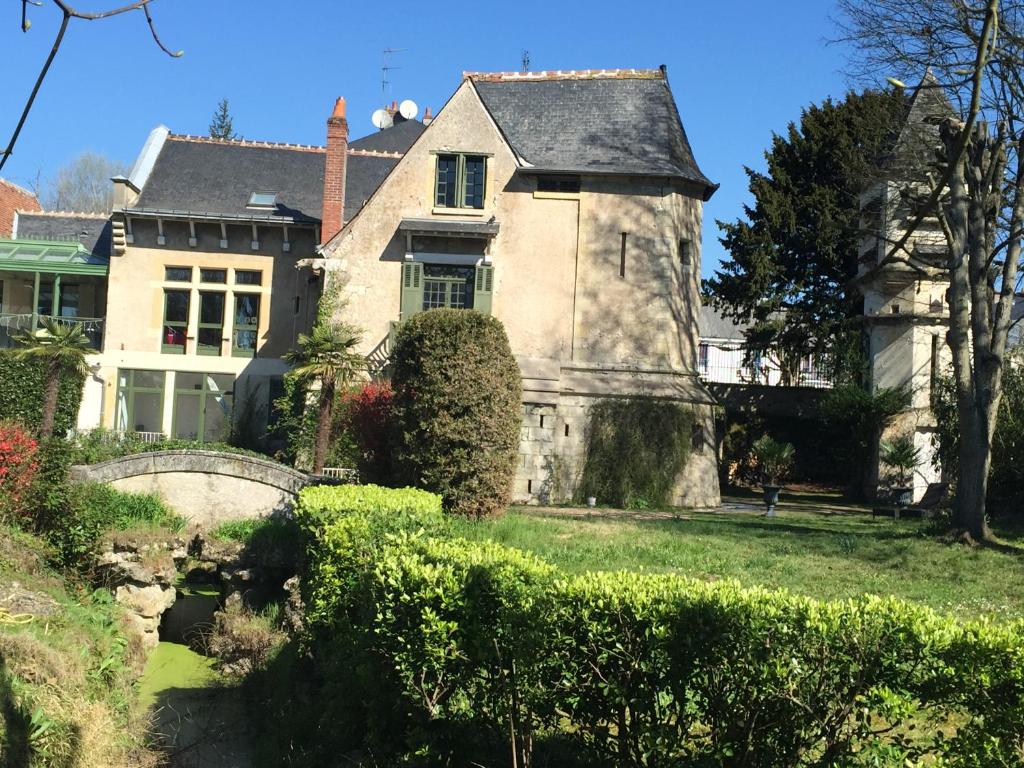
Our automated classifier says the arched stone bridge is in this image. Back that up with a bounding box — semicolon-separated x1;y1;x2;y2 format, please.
69;450;312;528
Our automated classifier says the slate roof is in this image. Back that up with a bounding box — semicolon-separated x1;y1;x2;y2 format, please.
133;137;326;222
349;117;425;153
700;305;750;341
130;119;421;224
14;211;112;256
470;70;716;198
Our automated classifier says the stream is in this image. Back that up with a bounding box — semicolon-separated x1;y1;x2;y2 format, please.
137;585;255;767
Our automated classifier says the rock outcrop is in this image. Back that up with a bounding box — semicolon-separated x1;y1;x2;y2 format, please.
97;535;186;649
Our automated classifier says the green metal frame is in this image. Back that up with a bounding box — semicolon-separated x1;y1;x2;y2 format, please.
162;289;189;354
0;239;109;277
231;293;259;358
171;372;234;442
115;369;166;433
197;291;225;357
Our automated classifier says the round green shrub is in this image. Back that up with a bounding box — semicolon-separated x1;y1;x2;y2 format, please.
391;310;522;518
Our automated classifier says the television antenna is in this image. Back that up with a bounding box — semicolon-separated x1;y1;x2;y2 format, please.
521;50;530;73
382;47;406;97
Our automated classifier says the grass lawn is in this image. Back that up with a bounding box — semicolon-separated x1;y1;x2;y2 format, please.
449;497;1024;621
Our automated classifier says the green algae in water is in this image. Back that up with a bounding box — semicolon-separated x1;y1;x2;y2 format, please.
138;641;219;710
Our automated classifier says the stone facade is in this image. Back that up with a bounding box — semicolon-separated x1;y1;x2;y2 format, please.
323;71;721;508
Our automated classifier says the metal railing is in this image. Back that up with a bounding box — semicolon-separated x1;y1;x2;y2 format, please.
0;313;104;350
67;428;166;445
698;361;833;389
321;467;360;483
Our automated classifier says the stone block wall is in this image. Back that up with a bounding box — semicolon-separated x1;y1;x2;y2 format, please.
513;396;721;508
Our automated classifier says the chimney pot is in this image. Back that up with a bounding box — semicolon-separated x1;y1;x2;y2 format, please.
331;97;346;118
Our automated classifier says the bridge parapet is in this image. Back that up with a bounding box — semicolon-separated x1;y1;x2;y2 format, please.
70;450;312;527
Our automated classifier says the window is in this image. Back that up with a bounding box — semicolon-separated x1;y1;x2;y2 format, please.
235;269;262;286
537;175;581;193
200;268;227;284
619;233;627;278
197;291;225;356
247;191;278;208
679;239;693;274
115;369;165;434
434;154;486;209
232;294;260;357
173;372;233;442
165;266;191;282
36;282;53;317
422;265;474;310
162;290;190;354
400;262;494;320
698;342;709;371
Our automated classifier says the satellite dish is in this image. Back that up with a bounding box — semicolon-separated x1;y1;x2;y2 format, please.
371;108;393;130
399;99;419;120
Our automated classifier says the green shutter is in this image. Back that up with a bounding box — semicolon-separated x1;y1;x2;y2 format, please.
473;264;494;315
400;262;423;320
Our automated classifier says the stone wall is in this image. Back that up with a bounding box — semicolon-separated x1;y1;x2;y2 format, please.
70;450;310;526
513;395;720;509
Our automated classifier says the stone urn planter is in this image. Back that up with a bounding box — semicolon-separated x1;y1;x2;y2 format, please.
750;435;795;518
762;484;782;517
879;436;921;521
891;486;914;519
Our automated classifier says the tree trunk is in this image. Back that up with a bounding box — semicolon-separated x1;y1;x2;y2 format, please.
39;361;60;438
312;375;335;475
955;404;993;540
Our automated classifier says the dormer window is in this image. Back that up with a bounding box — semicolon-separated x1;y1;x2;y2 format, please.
435;154;486;209
247;191;278;209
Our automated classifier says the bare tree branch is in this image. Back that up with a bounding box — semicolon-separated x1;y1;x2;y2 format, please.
1;0;182;173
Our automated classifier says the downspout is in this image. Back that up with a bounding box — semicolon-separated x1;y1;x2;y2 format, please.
570;197;581;360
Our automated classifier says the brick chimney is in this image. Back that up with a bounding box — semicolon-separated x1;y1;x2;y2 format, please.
321;97;348;244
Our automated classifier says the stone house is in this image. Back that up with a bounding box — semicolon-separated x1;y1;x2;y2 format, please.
856;74;956;501
320;68;722;507
82;111;423;440
698;306;831;388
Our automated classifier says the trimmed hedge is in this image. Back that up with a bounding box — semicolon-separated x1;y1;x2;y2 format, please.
0;350;85;435
288;485;1024;766
391;309;522;518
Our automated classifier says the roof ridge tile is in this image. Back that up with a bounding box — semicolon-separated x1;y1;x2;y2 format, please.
167;134;326;153
19;210;109;218
465;68;664;82
346;148;404;159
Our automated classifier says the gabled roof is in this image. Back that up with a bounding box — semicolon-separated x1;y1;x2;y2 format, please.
469;69;717;198
128;120;422;224
14;211;111;257
349;118;425;153
890;70;956;171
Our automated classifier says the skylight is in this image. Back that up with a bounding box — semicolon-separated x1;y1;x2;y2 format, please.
247;191;278;208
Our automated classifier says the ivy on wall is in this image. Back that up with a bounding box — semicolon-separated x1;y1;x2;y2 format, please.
0;350;85;434
577;397;694;509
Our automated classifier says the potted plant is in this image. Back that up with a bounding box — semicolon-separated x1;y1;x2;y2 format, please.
879;435;921;518
751;435;795;517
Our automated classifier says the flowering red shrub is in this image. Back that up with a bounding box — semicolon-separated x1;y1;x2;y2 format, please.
339;381;394;483
0;421;40;522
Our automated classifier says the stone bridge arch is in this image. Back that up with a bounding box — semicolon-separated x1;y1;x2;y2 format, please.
69;450;311;527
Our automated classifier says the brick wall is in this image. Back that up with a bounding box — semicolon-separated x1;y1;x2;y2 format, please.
0;179;41;238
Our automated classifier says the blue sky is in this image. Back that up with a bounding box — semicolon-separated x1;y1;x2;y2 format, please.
0;0;865;278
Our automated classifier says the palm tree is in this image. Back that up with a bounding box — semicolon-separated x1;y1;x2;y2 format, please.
284;321;365;474
14;318;95;437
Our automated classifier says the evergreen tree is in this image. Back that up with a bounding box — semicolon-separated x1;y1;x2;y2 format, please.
208;98;238;140
705;89;906;384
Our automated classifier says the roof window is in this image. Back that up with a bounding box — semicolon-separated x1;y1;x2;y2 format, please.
247;191;278;209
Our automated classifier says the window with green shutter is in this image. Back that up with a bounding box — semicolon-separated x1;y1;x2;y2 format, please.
398;262;494;320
